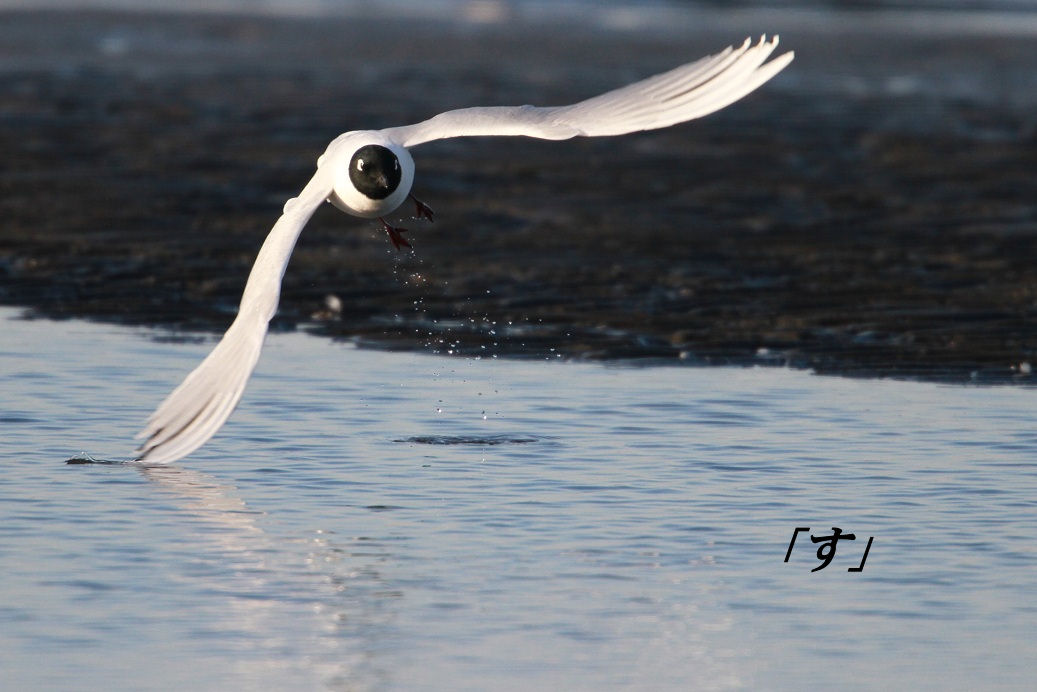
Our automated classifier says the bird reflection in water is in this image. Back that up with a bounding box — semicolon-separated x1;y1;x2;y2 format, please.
137;463;386;687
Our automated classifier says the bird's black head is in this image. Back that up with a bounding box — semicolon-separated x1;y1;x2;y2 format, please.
349;144;402;200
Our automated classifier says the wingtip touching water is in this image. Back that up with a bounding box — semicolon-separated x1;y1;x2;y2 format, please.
134;316;266;464
132;35;793;464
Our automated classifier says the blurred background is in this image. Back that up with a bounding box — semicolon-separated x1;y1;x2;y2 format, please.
0;0;1035;380
4;1;1037;14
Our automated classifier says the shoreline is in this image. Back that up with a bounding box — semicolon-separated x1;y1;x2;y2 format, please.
1;9;1035;384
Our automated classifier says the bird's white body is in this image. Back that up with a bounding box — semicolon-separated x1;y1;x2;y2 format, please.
134;36;793;464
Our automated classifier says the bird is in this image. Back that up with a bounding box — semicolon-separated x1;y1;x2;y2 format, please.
134;35;793;464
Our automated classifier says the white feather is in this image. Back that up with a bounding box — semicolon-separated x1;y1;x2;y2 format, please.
385;35;792;147
134;170;333;463
133;36;793;464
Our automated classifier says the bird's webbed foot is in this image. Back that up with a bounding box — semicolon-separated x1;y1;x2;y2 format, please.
380;218;412;251
409;194;435;223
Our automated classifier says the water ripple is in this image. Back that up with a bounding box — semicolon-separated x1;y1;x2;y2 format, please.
395;434;540;446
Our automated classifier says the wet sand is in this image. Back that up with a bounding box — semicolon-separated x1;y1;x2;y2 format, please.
1;9;1035;382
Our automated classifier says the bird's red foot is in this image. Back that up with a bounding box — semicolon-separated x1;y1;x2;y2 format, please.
410;195;435;223
380;218;412;251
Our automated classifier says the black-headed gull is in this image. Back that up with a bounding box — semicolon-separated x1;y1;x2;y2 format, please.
135;36;793;463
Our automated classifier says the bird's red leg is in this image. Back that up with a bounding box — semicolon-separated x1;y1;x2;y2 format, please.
380;218;412;250
409;194;435;223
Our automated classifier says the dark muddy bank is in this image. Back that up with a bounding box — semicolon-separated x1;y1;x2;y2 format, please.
1;9;1035;382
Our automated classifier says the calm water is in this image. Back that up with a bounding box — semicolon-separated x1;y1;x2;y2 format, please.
1;307;1035;690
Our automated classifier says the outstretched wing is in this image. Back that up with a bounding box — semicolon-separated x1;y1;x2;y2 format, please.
133;36;791;464
134;169;333;464
383;35;792;148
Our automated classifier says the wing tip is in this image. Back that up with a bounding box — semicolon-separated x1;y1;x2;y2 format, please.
770;50;796;72
133;431;169;464
751;34;794;72
746;34;782;50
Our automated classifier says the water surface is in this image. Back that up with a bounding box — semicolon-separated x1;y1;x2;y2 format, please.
1;308;1035;689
